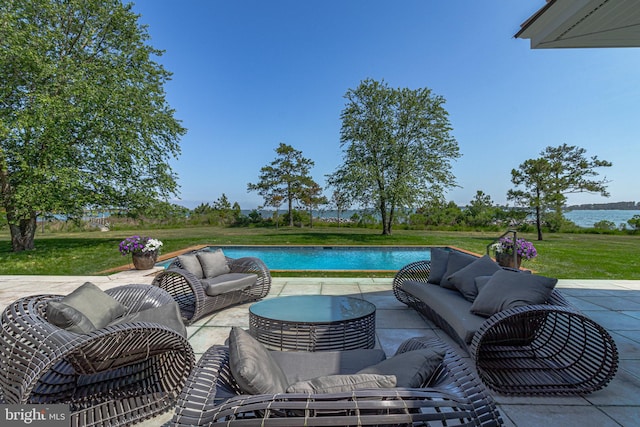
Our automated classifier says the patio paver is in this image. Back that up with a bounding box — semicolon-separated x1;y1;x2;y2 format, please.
1;273;638;427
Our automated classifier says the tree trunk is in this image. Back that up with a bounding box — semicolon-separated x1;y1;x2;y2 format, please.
384;205;394;235
534;186;544;241
288;197;293;227
380;206;394;235
8;213;37;252
535;205;543;241
379;198;391;235
382;222;391;235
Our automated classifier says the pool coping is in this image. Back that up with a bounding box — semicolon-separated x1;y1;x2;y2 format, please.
103;244;481;274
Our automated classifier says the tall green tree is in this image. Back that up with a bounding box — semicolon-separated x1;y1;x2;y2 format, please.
627;215;640;233
412;195;464;228
330;189;351;227
542;144;612;226
465;190;497;227
212;193;236;225
247;143;315;227
298;181;327;228
508;158;551;240
508;144;611;240
328;79;460;235
0;0;184;251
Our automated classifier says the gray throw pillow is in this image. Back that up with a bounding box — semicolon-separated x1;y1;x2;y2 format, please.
470;269;558;317
474;275;493;295
475;269;533;295
357;347;445;388
427;247;450;285
286;374;396;394
110;301;187;337
228;326;289;395
47;301;96;334
197;249;231;278
440;251;478;290
177;254;204;279
447;255;501;302
56;282;128;329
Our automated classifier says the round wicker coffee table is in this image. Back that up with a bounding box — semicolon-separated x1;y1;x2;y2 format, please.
249;295;376;351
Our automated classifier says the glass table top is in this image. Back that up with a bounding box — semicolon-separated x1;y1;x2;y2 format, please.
249;295;376;323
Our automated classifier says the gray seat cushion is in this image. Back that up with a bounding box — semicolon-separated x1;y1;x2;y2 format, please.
286;374;396;394
271;348;387;384
401;280;486;344
203;273;258;296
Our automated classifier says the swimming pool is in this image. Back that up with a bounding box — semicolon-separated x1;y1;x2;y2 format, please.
161;246;435;271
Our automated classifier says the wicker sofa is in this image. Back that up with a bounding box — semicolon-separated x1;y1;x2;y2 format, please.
393;250;619;396
172;328;503;426
0;283;195;427
152;248;271;325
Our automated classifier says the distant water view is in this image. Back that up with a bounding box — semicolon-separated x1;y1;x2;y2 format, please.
255;209;640;229
563;210;640;228
311;209;640;229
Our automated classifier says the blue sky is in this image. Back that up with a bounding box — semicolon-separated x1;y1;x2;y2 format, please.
131;0;639;210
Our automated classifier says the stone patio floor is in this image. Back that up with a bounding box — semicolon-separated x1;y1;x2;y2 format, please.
1;270;638;427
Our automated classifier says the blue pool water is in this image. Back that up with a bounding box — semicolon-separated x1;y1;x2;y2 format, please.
162;246;433;271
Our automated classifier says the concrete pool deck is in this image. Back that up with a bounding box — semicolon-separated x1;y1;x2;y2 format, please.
1;270;639;427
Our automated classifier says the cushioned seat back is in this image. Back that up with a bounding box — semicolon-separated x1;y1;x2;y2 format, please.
270;348;387;384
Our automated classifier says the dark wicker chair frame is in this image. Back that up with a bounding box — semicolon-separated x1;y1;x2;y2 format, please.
172;336;503;426
152;251;271;325
393;260;619;396
0;284;195;427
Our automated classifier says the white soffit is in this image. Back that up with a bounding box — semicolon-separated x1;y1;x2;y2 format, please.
515;0;640;48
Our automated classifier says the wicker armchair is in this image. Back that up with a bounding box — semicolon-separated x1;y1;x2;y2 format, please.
0;284;195;427
393;260;619;396
152;251;271;325
171;336;503;426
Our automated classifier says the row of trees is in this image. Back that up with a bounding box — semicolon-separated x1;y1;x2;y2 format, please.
248;80;612;240
248;79;461;235
129;189;638;234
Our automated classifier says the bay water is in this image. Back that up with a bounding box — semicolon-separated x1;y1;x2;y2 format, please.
563;210;640;228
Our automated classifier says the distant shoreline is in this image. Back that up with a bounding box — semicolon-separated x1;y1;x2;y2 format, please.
565;202;638;211
565;208;639;211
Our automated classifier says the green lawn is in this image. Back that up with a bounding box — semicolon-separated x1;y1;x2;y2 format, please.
0;226;638;278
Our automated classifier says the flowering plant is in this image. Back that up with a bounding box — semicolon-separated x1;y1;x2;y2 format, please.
491;237;537;260
118;235;163;256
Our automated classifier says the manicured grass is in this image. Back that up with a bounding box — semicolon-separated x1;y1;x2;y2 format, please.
0;226;638;278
